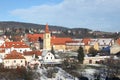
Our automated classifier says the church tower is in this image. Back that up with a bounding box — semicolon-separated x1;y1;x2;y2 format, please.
43;24;51;50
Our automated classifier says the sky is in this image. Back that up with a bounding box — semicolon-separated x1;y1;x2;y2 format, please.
0;0;120;32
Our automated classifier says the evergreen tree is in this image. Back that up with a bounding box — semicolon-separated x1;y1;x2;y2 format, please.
51;46;55;55
77;46;84;64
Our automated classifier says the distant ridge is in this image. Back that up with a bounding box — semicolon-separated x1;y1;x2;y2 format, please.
0;21;68;31
0;21;117;38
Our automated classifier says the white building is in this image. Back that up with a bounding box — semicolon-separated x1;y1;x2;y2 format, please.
110;42;120;54
42;51;55;62
97;38;114;50
0;41;31;54
3;50;26;68
83;56;110;64
41;50;62;65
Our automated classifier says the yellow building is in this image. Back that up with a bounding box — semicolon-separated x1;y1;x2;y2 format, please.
66;39;99;53
51;37;72;51
84;42;99;54
83;56;110;64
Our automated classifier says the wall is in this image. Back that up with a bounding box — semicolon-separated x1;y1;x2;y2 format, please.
4;59;26;68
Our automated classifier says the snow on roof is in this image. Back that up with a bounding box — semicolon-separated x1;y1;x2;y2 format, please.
98;38;112;45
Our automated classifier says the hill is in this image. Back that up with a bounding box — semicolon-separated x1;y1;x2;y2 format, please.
0;21;68;31
0;21;119;38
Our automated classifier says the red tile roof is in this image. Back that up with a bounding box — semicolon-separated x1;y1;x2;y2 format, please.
0;49;5;53
0;41;29;48
51;37;72;45
66;41;79;43
4;50;25;59
82;38;91;45
27;34;43;42
23;50;42;56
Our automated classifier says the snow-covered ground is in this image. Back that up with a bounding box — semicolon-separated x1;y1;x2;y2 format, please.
34;64;107;80
36;67;79;80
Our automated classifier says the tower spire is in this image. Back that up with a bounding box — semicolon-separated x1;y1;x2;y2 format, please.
45;23;49;33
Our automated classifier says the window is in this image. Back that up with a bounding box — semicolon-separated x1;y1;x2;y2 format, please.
20;50;22;52
51;57;52;59
89;60;92;64
6;61;9;63
14;60;16;63
46;57;48;59
21;60;23;63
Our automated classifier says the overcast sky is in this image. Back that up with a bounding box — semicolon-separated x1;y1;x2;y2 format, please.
0;0;120;32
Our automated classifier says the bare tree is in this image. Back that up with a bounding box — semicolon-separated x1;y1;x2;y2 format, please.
104;56;120;77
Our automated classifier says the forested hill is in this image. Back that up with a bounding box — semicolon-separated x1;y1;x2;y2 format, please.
0;21;68;31
0;21;118;38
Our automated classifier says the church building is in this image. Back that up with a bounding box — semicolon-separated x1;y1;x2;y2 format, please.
27;24;72;51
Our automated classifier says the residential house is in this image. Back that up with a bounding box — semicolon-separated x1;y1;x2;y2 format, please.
97;38;114;50
0;41;31;54
23;50;42;63
42;51;55;63
42;50;62;65
3;50;26;68
83;56;110;64
110;38;120;54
